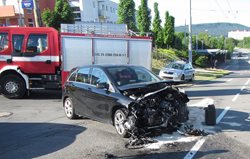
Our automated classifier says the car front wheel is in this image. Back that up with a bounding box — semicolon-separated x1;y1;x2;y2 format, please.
114;109;129;138
64;97;77;119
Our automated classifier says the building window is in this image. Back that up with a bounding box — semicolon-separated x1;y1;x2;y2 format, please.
71;7;81;22
106;6;108;11
110;7;112;12
71;7;80;12
28;18;34;27
26;8;33;14
102;4;104;10
93;1;95;8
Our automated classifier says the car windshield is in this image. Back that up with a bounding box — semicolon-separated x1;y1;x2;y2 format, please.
106;66;161;86
166;63;184;70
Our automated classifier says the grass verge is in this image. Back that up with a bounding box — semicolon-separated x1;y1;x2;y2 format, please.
195;69;231;82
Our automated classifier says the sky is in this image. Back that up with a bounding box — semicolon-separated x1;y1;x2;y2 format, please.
112;0;250;27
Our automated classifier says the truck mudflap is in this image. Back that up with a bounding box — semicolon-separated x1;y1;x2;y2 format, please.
122;86;207;149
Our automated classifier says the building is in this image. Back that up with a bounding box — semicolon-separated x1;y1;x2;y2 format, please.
0;0;118;27
0;0;55;27
69;0;118;23
228;30;250;40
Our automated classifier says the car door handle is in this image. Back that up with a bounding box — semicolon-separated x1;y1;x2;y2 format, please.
88;87;92;91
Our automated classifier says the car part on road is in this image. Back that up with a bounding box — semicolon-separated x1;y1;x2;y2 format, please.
177;124;208;136
205;104;216;125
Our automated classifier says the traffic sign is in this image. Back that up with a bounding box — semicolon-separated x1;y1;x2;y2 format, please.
21;0;34;9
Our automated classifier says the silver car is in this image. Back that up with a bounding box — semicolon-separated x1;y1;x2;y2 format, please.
159;61;195;81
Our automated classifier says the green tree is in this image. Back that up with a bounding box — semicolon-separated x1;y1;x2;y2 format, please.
42;0;74;30
117;0;137;31
163;11;174;48
152;2;163;47
137;0;151;35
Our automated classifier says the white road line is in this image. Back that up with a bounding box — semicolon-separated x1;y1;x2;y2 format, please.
216;106;231;124
232;93;240;102
241;86;246;91
244;78;250;86
183;138;206;159
227;78;232;82
183;106;231;159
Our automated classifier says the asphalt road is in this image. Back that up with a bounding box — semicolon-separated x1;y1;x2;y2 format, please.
0;53;250;159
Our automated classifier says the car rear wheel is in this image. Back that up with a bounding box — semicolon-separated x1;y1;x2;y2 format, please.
189;74;195;82
181;75;185;81
64;97;77;119
114;109;129;138
0;74;26;99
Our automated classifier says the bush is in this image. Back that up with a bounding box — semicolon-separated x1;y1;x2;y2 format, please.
195;56;208;67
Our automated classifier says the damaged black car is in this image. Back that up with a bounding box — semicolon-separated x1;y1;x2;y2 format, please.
63;65;189;138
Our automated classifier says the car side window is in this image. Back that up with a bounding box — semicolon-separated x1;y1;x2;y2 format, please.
91;68;108;86
12;34;24;53
76;68;90;84
68;71;77;82
26;34;48;53
0;33;8;51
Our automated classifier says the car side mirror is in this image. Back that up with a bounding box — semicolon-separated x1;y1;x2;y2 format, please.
96;83;109;90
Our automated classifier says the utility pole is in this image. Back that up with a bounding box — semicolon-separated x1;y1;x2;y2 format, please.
184;19;187;46
33;0;40;27
196;35;198;50
188;0;192;63
17;0;23;26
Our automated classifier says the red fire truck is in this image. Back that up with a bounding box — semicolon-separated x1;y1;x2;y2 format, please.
0;24;152;99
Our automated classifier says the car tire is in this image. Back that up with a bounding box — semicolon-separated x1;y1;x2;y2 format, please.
114;109;129;138
0;74;26;99
181;75;185;81
64;97;78;119
189;74;195;82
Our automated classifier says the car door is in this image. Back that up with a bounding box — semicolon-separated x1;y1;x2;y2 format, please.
84;67;116;123
71;67;92;117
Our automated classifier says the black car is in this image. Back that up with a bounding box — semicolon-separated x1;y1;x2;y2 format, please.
63;65;189;137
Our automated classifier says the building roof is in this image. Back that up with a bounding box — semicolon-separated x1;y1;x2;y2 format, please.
0;6;16;18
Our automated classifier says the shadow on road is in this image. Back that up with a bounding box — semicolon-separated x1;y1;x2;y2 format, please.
0;122;85;159
113;149;228;159
186;88;249;97
25;90;62;100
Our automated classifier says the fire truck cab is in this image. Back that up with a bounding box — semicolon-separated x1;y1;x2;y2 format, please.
0;27;61;98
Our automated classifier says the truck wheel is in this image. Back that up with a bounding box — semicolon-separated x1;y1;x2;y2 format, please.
114;109;129;138
0;74;26;99
63;97;78;119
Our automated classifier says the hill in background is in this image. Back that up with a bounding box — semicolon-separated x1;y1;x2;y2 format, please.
175;23;250;37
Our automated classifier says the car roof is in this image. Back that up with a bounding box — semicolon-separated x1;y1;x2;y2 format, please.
76;64;144;69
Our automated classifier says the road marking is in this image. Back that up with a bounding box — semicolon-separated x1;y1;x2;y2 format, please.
241;86;246;91
232;93;240;102
183;138;206;159
244;78;250;86
184;106;231;159
216;106;231;124
227;78;232;82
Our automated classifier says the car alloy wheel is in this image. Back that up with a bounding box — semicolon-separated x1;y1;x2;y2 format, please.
64;98;77;119
114;109;129;137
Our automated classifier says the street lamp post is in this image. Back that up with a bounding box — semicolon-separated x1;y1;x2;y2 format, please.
188;0;192;63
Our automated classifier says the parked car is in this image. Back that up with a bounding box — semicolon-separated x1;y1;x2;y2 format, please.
159;61;195;82
63;65;189;137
